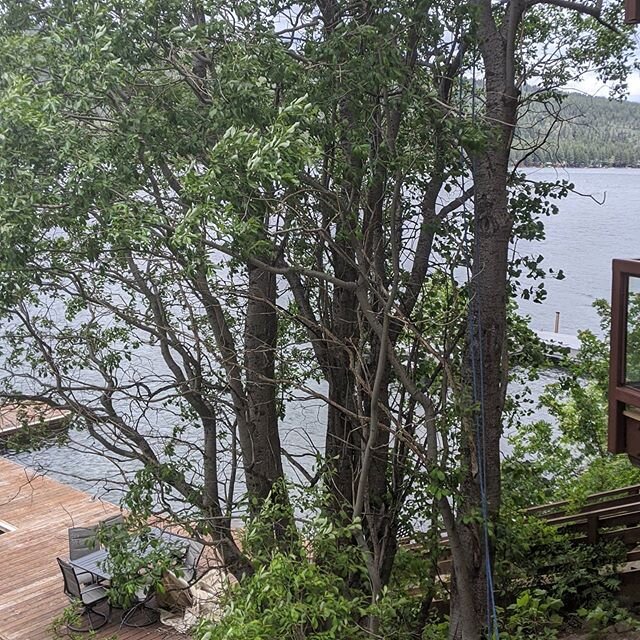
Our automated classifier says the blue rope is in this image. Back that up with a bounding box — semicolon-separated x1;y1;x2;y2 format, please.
464;50;500;640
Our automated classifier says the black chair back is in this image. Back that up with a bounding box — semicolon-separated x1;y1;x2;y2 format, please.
57;557;82;599
150;528;203;582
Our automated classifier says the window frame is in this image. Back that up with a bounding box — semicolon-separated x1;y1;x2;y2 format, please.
608;258;640;454
626;0;640;24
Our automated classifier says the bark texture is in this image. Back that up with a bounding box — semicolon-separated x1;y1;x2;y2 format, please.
243;262;289;536
448;5;518;636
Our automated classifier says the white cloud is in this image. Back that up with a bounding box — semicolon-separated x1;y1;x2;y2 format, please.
563;38;640;100
564;70;640;100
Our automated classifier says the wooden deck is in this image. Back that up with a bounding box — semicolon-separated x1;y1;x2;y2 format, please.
0;457;188;640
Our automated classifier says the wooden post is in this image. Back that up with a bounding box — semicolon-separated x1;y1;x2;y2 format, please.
587;514;599;545
609;260;628;454
609;259;640;461
626;0;640;23
554;311;560;334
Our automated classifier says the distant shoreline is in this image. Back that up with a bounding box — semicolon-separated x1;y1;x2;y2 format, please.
517;164;640;170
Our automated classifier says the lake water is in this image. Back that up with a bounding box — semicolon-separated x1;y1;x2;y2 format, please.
3;168;640;500
518;167;640;335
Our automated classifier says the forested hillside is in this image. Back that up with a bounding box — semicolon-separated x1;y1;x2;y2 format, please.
512;92;640;167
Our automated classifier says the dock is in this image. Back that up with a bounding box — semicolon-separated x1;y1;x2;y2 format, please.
0;403;70;438
0;457;187;639
534;329;581;360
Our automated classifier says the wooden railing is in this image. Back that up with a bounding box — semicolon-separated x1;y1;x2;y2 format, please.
526;484;640;520
401;485;640;573
399;485;640;606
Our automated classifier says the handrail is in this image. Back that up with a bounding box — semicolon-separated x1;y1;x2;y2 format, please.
526;485;640;516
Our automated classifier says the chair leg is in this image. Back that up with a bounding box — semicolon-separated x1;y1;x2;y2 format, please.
121;599;159;628
67;602;110;632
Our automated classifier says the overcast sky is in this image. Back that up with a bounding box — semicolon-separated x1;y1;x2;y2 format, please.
566;70;640;101
565;40;640;101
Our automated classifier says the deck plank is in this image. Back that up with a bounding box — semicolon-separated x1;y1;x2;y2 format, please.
0;457;188;640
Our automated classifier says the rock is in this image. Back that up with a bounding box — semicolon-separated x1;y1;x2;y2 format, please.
614;620;634;634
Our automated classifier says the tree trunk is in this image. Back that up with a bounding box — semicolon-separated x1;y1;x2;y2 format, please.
325;279;359;516
242;262;290;541
448;17;517;630
202;415;254;579
449;173;511;639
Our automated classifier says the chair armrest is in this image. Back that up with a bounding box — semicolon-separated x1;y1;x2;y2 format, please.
82;584;107;595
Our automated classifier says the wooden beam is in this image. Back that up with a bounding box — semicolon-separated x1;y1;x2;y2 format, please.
626;0;640;23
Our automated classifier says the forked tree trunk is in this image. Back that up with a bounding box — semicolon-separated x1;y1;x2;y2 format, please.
202;417;254;578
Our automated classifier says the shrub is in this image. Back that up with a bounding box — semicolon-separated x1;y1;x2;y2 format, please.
194;552;368;640
500;589;563;640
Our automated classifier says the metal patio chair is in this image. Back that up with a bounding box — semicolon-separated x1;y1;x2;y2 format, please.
182;538;205;584
149;527;204;584
57;557;111;632
99;513;125;529
68;526;100;585
120;587;160;628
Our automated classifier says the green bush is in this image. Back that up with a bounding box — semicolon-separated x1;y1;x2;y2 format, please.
194;552;368;640
577;602;640;637
500;589;563;640
96;522;184;609
496;509;626;610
